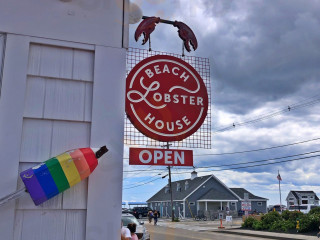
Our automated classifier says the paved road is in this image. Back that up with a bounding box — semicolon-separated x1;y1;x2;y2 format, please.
145;224;268;240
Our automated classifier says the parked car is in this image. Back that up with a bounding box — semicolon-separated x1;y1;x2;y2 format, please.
121;213;150;240
268;204;287;212
122;208;134;214
288;205;319;214
132;207;153;219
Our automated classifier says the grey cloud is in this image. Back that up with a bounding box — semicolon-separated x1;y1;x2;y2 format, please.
197;0;320;113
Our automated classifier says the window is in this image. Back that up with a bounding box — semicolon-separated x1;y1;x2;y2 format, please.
302;200;308;204
231;202;236;206
177;183;181;192
185;181;189;190
302;196;308;199
189;202;195;206
289;198;294;200
165;185;170;193
310;196;314;199
257;202;262;206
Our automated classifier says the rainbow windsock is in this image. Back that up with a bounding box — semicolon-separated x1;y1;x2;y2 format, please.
19;146;108;205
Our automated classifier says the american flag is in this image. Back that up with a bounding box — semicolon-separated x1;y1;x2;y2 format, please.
277;172;282;181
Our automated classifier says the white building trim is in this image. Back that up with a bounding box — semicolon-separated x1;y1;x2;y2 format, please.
197;199;238;202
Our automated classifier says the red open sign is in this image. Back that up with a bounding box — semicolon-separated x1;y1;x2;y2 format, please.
129;148;193;166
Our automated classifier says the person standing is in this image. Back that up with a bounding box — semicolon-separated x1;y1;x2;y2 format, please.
153;210;159;225
127;223;138;240
121;221;131;240
147;210;153;223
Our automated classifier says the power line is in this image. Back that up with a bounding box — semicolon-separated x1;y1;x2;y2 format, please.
213;96;320;133
194;137;320;156
123;149;320;173
123;177;163;189
171;154;320;174
123;137;320;159
123;171;166;186
123;154;320;189
193;150;320;168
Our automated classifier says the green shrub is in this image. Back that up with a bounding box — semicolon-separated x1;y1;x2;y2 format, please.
298;213;320;232
278;220;296;232
242;210;320;233
261;211;281;229
252;220;264;230
309;207;320;215
281;210;303;221
242;216;257;228
269;220;284;232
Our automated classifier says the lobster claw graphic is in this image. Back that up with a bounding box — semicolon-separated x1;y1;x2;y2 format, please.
173;21;198;52
135;16;160;45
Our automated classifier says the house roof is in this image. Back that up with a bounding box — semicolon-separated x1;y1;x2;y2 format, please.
288;191;319;200
147;175;268;202
198;189;238;201
147;175;212;202
230;188;268;200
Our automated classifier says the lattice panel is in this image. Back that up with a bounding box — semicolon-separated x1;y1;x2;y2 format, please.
124;47;211;149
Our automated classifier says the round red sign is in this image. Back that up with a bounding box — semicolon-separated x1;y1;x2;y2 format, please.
126;55;208;142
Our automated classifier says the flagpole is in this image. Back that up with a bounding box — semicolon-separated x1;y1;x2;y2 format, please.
278;170;282;213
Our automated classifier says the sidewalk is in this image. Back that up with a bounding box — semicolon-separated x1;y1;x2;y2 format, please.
153;218;318;240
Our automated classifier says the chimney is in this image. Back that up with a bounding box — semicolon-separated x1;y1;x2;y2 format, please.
191;170;197;180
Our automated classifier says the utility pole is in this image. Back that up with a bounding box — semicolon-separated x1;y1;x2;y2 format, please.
168;165;174;222
278;170;282;213
163;142;174;221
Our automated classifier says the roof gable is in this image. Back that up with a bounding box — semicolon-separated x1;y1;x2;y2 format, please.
147;175;212;202
230;188;268;200
287;190;319;200
198;189;238;201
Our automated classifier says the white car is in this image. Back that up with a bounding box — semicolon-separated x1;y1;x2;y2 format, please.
122;213;150;240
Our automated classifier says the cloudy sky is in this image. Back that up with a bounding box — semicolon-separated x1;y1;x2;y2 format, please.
123;0;320;207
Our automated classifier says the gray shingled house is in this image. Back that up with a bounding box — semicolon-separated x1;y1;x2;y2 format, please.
286;191;319;208
147;173;268;218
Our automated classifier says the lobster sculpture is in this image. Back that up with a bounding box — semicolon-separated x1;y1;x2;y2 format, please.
135;16;198;53
173;21;198;52
134;16;160;45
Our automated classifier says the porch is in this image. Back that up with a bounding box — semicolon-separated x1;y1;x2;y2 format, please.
197;200;238;219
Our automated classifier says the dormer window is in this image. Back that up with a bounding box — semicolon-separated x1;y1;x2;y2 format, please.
185;181;189;190
177;183;181;192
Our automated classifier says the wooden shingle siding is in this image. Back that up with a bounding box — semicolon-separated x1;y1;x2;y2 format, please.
0;33;5;96
27;44;94;82
15;43;93;239
14;210;86;240
20;119;91;162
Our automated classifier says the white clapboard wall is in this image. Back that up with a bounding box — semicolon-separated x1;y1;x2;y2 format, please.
0;34;5;96
15;44;94;240
0;34;125;240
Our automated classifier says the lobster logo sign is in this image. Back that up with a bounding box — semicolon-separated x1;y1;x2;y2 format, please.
126;55;208;142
